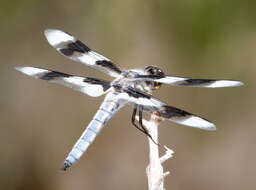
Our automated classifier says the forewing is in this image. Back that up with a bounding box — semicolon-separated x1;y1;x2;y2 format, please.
44;29;122;77
16;66;110;97
113;87;216;130
134;75;243;88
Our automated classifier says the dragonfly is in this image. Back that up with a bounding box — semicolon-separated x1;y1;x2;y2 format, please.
16;29;243;171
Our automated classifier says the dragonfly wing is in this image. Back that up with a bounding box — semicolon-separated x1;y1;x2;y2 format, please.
134;75;244;88
142;105;216;131
16;66;111;97
113;86;216;130
44;29;122;78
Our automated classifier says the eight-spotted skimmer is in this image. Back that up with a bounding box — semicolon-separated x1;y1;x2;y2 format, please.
16;29;243;171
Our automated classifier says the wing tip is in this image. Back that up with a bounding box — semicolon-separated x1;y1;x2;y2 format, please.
44;28;56;34
177;115;216;131
15;66;24;72
205;123;216;131
15;66;31;75
195;118;216;131
222;80;244;87
210;80;244;88
44;29;74;46
44;29;56;38
234;81;244;87
15;66;46;76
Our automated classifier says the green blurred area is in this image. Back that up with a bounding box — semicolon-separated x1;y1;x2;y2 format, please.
0;1;255;190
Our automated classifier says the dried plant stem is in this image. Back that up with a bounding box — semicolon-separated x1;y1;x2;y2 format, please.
137;115;174;190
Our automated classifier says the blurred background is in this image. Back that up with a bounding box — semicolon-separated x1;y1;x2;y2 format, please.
1;0;255;189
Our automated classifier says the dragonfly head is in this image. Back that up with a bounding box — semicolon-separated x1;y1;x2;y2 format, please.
144;66;165;90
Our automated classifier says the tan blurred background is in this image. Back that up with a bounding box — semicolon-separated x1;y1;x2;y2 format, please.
1;0;255;189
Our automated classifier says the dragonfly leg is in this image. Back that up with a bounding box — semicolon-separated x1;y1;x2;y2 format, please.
131;104;147;133
139;105;159;146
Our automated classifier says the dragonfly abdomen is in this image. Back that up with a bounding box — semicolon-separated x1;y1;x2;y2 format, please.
61;100;120;171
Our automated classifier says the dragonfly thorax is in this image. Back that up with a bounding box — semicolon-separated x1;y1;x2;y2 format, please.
111;67;165;93
111;70;146;91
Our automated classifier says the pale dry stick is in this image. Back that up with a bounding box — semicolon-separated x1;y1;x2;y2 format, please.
136;115;174;190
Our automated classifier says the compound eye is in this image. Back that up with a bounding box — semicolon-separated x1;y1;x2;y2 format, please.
156;68;165;76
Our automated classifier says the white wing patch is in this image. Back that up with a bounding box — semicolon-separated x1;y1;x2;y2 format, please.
173;116;216;130
208;80;244;88
63;77;106;97
77;53;97;66
16;66;47;76
157;76;186;84
44;29;75;47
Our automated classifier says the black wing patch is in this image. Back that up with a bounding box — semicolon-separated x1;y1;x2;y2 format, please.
95;60;122;74
39;70;70;80
60;40;91;56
